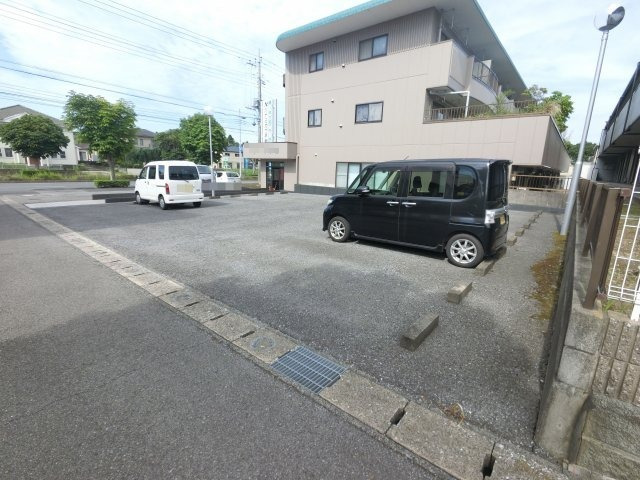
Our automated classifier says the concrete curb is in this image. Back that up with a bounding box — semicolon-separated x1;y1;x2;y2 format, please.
1;195;568;480
447;282;473;304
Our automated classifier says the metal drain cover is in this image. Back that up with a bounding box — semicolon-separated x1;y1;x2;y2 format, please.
272;346;347;394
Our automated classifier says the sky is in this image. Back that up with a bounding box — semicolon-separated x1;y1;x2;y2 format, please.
0;0;637;144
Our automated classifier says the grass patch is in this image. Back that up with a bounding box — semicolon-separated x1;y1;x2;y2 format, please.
530;232;567;321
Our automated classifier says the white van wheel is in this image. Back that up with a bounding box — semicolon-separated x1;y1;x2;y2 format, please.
158;195;168;210
446;234;484;268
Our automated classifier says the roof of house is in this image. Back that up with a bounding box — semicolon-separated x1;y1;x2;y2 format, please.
136;128;155;138
0;104;64;126
276;0;526;93
225;145;241;154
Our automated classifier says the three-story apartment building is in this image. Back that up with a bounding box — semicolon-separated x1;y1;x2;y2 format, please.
245;0;570;193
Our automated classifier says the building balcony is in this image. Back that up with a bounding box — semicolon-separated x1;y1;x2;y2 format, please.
424;99;547;123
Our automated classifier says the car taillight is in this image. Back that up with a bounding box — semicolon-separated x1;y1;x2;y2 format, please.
165;183;170;194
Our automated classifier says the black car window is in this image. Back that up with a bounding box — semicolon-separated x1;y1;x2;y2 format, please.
363;168;401;196
148;166;156;180
158;165;165;180
453;166;477;199
138;166;147;179
168;165;199;180
408;169;449;197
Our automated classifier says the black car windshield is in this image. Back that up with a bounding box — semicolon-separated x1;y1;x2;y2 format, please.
169;165;199;180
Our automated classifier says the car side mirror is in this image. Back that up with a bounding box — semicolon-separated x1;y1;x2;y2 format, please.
355;185;371;195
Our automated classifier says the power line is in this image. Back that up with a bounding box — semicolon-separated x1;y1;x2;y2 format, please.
0;2;255;86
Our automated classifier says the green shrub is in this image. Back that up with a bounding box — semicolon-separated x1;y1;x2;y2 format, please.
20;169;63;180
94;179;130;188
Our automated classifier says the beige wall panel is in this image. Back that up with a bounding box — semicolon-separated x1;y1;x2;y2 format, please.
499;118;518;143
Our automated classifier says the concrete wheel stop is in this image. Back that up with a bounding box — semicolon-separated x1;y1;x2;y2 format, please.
400;314;439;351
447;282;473;304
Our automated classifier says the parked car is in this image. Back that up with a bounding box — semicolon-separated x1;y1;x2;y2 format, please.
196;165;213;182
322;159;510;268
215;170;241;184
135;160;204;210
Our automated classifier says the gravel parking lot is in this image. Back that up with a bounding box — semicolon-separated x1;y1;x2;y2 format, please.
34;193;561;447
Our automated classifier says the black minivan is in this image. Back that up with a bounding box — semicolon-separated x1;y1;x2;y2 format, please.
322;159;510;268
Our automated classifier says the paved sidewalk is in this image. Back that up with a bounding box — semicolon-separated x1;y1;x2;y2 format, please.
0;202;442;479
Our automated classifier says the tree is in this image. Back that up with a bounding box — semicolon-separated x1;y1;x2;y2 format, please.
64;91;137;180
178;113;227;164
564;140;598;163
0;114;69;167
154;129;186;159
522;85;574;133
227;134;237;146
122;147;162;167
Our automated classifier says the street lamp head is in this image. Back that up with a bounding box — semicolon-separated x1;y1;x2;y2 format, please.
596;4;625;31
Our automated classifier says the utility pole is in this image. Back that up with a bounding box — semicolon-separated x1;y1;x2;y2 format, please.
258;51;263;142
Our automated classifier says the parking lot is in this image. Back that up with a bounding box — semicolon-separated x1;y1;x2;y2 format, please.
30;193;560;447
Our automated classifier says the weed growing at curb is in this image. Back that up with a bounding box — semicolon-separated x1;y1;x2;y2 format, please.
530;232;566;322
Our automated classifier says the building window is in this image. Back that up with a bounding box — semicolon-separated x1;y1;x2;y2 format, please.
309;52;324;72
358;34;388;61
60;150;66;159
336;162;372;189
138;138;144;146
4;148;13;157
355;102;383;123
308;109;322;127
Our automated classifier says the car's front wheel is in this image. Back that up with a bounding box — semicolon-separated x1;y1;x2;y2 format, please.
328;216;351;243
135;191;148;205
158;195;168;210
446;233;484;268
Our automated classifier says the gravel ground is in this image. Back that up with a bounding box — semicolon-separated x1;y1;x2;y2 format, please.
33;193;561;447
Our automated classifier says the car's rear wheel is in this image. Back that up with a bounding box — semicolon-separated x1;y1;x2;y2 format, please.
158;195;168;210
328;216;351;243
193;202;202;208
446;233;484;268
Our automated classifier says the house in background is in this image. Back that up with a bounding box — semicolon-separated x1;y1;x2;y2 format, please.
220;145;242;169
136;128;155;148
244;0;570;192
0;105;79;167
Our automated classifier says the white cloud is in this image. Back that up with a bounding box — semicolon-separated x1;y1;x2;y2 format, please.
0;0;636;144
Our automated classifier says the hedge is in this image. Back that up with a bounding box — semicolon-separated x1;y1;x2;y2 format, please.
94;179;130;188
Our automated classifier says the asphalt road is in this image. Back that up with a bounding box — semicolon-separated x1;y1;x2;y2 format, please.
0;202;445;479
26;193;561;448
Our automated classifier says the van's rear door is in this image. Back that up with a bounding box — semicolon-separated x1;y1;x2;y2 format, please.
168;165;201;195
487;161;509;210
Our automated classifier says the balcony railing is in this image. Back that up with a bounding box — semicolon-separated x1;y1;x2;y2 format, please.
472;61;499;95
424;99;551;123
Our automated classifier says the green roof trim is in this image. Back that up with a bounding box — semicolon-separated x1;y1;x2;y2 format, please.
277;0;392;44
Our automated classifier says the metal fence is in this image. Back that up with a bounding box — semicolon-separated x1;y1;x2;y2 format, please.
425;100;542;122
509;175;571;191
578;179;631;309
606;160;640;319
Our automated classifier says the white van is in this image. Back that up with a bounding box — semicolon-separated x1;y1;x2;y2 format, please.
135;160;204;210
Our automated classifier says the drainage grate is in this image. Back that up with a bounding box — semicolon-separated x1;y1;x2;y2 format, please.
272;346;347;394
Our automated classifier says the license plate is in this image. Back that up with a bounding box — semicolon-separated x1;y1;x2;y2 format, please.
500;215;506;225
178;184;193;193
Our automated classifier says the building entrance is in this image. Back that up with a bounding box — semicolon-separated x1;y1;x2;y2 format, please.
266;162;285;190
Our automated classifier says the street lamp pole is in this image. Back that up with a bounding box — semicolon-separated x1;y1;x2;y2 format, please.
560;5;625;235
